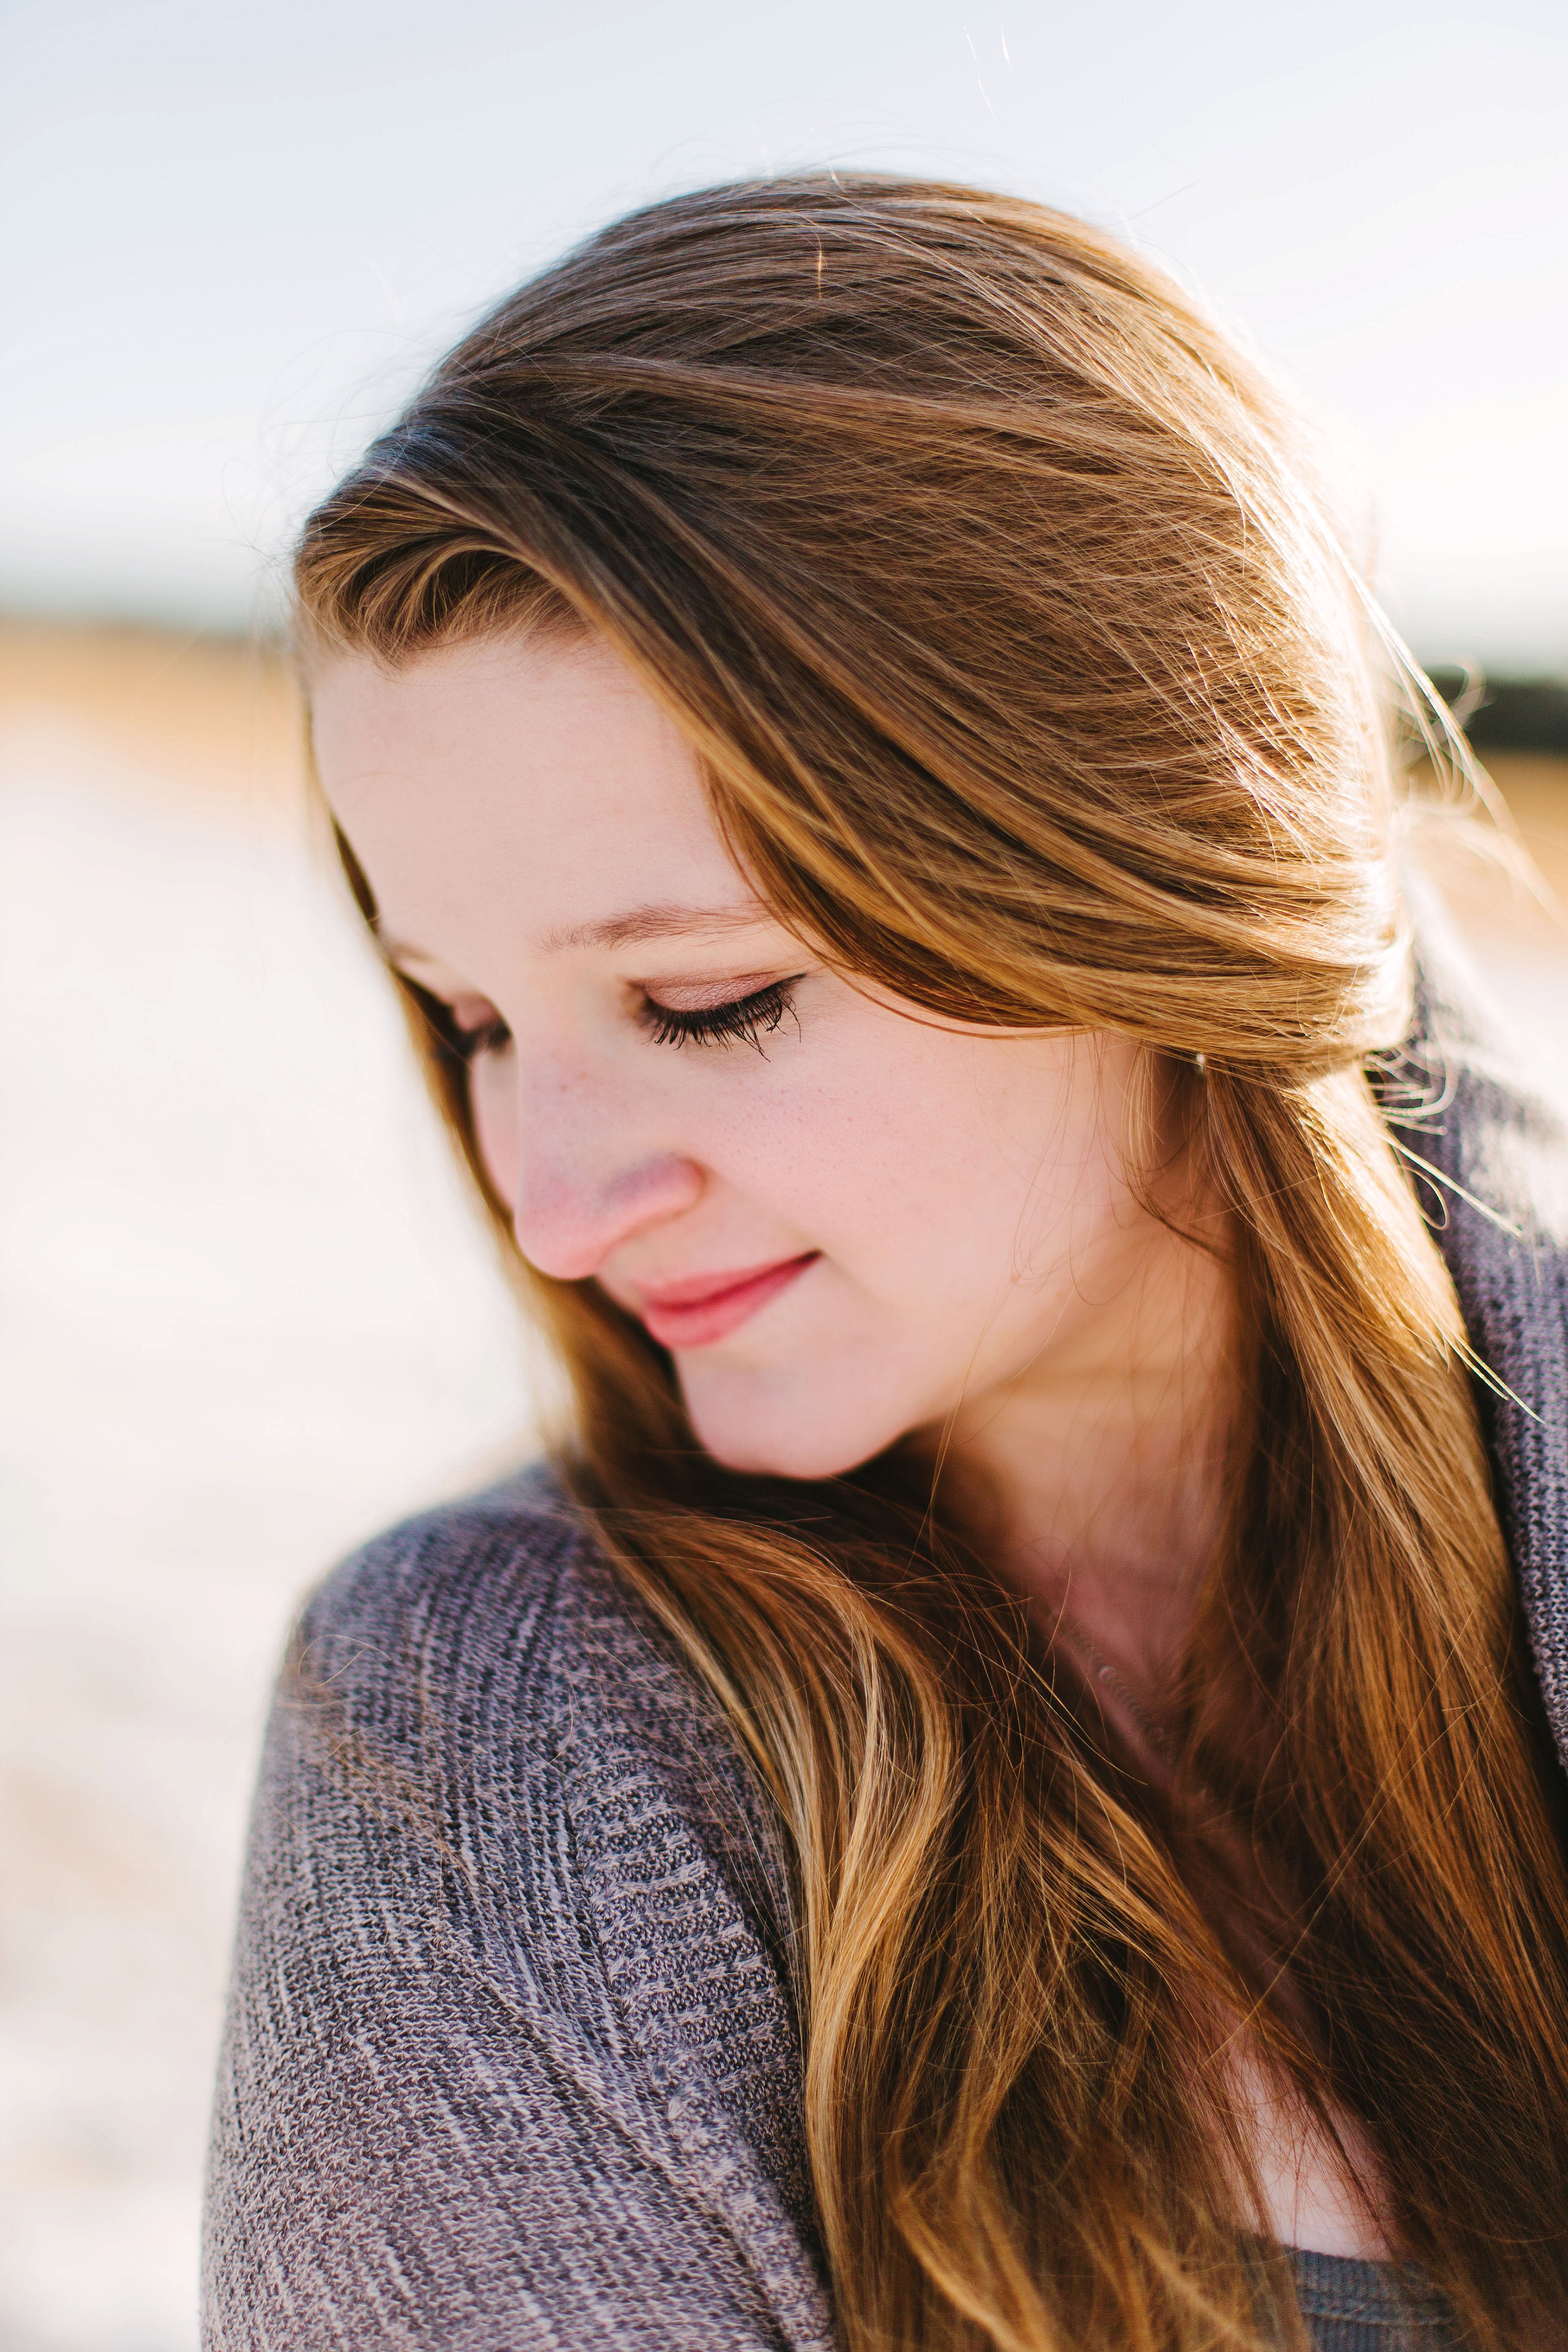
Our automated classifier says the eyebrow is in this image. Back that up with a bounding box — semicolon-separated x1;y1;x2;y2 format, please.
379;902;773;972
541;902;772;953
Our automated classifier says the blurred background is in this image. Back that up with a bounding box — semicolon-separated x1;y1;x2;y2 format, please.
0;2;1564;2345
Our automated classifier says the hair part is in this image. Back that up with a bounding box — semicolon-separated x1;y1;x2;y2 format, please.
300;176;1568;2350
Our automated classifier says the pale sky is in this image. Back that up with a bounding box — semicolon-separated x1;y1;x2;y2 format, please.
2;0;1564;670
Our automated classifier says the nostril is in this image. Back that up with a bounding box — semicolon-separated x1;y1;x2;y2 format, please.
512;1153;706;1283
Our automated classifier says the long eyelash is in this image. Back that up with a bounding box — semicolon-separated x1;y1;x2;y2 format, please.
645;980;798;1051
453;1016;513;1062
416;990;511;1065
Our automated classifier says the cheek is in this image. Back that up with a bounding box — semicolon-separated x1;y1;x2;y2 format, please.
694;1024;1107;1318
468;1052;521;1210
613;1027;1133;1484
673;1053;1132;1479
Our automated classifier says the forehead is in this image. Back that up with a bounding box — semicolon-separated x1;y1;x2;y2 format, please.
309;633;748;965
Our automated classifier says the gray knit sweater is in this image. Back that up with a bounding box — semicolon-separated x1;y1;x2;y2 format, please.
202;942;1567;2350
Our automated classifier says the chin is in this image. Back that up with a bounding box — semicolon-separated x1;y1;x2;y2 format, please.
677;1359;901;1484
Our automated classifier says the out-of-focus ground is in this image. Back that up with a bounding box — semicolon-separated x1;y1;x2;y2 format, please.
0;620;1564;2352
0;623;539;2352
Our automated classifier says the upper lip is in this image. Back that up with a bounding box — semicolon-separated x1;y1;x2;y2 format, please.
631;1253;817;1311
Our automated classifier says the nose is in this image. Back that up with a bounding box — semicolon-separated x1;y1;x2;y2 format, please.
516;1152;706;1281
503;1058;705;1283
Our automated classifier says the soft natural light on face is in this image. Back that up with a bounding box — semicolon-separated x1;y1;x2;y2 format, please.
4;19;1565;2339
311;630;1179;1486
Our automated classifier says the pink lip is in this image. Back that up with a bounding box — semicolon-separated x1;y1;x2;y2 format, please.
634;1252;819;1349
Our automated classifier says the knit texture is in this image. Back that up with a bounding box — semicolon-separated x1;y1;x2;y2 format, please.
1285;2253;1460;2351
202;942;1567;2350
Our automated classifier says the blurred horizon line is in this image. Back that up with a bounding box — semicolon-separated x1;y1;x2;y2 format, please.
4;610;1564;753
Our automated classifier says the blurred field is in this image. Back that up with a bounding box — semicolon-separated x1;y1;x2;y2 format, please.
0;623;539;2352
0;620;1565;2352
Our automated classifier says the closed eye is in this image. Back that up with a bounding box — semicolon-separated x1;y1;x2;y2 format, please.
411;984;511;1064
453;1012;513;1060
642;978;802;1051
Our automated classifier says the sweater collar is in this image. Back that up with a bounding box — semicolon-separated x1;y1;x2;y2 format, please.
1405;922;1568;1770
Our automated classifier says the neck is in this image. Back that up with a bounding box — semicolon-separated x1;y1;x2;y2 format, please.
948;1206;1237;1701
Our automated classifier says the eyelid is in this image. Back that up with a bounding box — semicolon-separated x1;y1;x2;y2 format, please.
415;986;510;1063
641;974;803;1051
440;991;504;1033
637;968;800;1012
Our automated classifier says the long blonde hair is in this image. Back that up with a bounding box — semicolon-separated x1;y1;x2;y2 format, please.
296;176;1568;2350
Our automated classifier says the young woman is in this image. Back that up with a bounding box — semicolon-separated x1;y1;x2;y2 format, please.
203;177;1568;2351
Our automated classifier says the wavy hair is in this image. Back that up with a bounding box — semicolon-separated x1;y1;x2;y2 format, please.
294;176;1568;2350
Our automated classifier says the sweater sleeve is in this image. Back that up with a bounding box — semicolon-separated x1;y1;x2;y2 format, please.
200;1493;826;2351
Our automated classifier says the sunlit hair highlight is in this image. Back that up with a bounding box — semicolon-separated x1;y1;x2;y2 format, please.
297;176;1568;2350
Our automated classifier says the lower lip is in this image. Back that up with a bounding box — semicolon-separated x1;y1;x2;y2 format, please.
638;1254;818;1350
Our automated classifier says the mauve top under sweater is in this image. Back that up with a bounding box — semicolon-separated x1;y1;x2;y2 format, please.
202;940;1567;2350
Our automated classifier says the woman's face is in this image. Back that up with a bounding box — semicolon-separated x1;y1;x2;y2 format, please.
313;632;1163;1483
